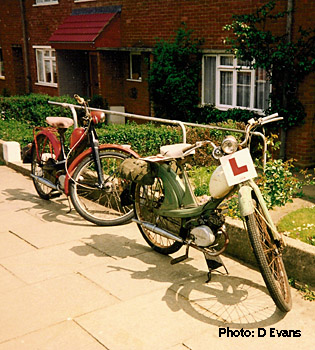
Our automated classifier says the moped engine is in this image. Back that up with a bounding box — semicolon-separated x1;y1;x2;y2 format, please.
190;225;216;247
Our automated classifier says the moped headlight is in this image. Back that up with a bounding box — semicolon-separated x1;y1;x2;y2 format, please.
221;135;238;154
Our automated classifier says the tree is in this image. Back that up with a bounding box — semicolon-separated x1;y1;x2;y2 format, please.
148;26;204;122
224;0;315;158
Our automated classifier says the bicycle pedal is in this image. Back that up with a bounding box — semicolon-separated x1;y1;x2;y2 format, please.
49;192;62;199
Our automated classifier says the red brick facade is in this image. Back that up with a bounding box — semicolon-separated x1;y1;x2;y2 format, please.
0;0;314;166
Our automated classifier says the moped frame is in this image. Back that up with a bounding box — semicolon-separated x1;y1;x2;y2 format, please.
150;161;280;241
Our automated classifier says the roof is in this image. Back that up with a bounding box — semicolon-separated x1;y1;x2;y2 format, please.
49;8;121;50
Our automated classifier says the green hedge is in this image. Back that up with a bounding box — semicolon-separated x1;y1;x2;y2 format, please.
0;94;251;166
0;94;75;125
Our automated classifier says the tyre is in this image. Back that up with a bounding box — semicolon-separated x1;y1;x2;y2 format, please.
69;151;134;226
134;178;183;254
31;134;58;200
245;196;292;312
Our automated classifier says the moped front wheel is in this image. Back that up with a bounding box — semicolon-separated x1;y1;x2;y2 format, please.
134;179;183;255
245;196;292;312
69;151;134;226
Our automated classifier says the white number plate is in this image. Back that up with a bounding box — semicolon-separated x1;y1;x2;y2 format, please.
220;148;257;186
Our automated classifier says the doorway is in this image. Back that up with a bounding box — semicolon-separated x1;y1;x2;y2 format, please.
89;53;99;97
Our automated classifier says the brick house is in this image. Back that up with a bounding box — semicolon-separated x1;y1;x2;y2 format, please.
0;0;314;167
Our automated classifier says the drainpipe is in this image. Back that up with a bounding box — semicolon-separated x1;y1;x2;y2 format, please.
19;0;31;94
279;0;294;159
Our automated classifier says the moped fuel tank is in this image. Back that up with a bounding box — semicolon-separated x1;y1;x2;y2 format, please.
70;127;85;149
209;165;234;199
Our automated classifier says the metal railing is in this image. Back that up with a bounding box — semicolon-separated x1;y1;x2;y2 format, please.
48;101;267;167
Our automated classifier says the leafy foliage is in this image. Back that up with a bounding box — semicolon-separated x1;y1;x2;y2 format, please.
148;25;204;122
224;0;315;129
0;94;75;125
259;159;304;208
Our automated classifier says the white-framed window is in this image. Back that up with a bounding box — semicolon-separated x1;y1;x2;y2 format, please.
34;0;58;6
202;55;271;112
0;48;4;78
128;53;142;81
34;46;58;87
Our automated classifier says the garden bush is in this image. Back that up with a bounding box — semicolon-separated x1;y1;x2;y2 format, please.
0;94;75;125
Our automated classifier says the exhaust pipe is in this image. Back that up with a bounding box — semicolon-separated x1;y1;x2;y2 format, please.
132;218;184;243
31;174;61;192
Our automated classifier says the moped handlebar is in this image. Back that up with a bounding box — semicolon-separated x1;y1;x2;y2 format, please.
181;113;283;163
74;94;86;105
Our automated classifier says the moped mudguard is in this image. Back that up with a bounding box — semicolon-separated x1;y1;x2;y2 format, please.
238;180;281;241
238;185;254;217
64;144;140;195
34;129;62;160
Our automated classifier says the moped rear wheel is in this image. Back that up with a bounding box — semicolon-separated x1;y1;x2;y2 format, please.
134;178;183;255
245;197;292;312
69;151;134;226
31;134;58;200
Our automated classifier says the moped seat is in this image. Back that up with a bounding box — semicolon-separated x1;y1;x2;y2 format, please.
46;117;74;129
160;143;195;158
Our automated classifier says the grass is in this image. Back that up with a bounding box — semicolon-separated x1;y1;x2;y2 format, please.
277;206;315;245
187;165;215;196
289;278;315;301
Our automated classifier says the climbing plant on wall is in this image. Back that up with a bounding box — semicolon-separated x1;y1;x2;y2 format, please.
224;0;315;129
148;25;204;122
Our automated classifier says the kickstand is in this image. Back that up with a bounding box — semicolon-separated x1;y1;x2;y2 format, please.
171;244;190;265
204;253;228;283
66;196;72;214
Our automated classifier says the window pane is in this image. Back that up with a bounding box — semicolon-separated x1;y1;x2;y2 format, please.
0;49;4;76
53;60;57;84
237;58;251;67
203;56;216;104
44;60;52;83
220;56;233;66
37;50;44;82
237;72;251;107
220;71;233;105
255;68;270;110
131;54;141;80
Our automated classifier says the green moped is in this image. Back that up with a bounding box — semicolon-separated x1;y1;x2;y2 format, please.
128;114;292;312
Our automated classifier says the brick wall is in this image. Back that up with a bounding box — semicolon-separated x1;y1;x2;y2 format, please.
0;0;314;166
0;0;24;95
286;73;315;168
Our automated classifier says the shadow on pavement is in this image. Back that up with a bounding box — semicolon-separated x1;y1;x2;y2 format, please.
70;232;286;329
2;187;93;226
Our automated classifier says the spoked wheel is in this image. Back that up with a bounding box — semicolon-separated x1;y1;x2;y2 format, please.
31;134;59;200
245;196;292;312
69;151;134;226
134;178;183;254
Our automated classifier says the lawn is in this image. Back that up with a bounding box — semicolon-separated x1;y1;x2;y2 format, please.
277;206;315;245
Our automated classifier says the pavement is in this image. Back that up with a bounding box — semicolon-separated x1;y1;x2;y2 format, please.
0;164;315;350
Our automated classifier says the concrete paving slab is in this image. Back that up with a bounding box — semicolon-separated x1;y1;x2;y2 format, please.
77;250;205;301
0;231;36;258
0;240;114;284
0;165;315;349
79;223;153;258
183;288;314;350
0;273;119;344
0;265;26;294
76;288;211;350
0;320;106;350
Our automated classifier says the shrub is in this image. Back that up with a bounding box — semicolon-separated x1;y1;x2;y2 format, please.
97;122;181;156
148;25;203;122
0;94;75;125
193;105;259;124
